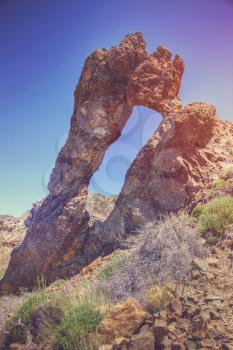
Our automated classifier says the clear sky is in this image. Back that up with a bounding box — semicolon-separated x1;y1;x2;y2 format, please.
0;0;233;217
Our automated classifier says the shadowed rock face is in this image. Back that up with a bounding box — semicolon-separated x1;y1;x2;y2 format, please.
1;33;233;294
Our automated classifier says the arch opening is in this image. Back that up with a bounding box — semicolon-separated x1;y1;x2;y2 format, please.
89;106;162;196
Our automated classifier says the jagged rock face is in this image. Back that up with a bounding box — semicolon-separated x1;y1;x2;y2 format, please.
103;103;233;235
0;33;232;295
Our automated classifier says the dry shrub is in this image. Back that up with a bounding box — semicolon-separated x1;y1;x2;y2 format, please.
102;213;206;302
146;284;173;312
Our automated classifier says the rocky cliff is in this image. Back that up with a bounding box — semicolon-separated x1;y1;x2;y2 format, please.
0;32;233;295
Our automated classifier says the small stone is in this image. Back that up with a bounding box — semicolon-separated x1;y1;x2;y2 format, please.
185;340;197;349
160;336;173;349
199;309;211;320
128;331;154;350
222;344;233;350
154;319;168;342
206;257;219;267
208;321;225;338
175;318;190;332
205;294;223;302
114;337;129;347
209;309;221;320
192;270;201;280
168;299;183;319
9;345;25;350
190;315;209;340
99;346;113;350
199;339;217;348
172;343;186;350
193;258;209;272
205;272;215;282
225;224;233;238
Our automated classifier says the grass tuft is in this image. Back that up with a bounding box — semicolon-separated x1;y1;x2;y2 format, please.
212;178;228;188
54;300;103;350
146;285;173;312
198;196;233;235
192;203;205;219
10;290;51;325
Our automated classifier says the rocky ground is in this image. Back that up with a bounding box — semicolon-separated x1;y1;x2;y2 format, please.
1;229;233;349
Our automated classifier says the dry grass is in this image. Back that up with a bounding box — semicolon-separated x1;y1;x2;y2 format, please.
101;213;206;302
145;284;174;312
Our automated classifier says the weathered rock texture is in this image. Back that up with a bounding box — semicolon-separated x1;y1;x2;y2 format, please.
1;32;233;294
0;215;27;279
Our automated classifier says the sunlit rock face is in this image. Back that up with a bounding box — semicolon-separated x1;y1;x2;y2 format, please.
1;33;233;294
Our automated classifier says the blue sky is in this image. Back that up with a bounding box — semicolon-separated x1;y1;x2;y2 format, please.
0;0;232;216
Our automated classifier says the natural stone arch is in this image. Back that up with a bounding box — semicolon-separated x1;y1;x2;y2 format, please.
2;33;232;295
89;105;162;196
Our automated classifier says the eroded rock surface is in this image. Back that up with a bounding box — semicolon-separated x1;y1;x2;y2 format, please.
1;32;233;294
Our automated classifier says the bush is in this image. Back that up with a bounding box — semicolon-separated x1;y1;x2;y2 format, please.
43;283;106;350
11;290;51;325
10;282;107;349
192;203;205;219
212;178;228;188
101;213;205;302
198;196;233;235
54;300;104;350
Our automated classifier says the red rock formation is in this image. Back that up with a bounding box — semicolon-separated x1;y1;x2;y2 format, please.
1;33;233;295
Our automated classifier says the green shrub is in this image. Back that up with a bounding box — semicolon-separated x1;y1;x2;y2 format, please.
98;252;127;281
11;290;51;324
198;196;233;235
192;203;205;219
9;281;107;349
212;178;228;188
54;300;104;350
50;279;66;287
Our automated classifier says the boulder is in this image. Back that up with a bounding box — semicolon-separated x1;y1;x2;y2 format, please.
96;298;151;346
128;330;154;350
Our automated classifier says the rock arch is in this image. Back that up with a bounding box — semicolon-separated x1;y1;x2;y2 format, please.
1;33;232;294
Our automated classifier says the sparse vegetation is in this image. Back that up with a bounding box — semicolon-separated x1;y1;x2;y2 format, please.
101;213;206;302
10;289;53;325
50;279;66;287
198;196;233;235
192;203;205;219
8;282;107;349
212;178;228;188
54;299;103;350
146;284;173;312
